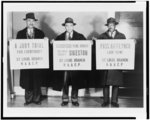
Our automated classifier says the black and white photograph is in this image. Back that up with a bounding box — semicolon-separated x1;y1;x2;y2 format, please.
2;1;148;119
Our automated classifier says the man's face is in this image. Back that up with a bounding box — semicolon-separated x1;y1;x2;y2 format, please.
108;23;116;32
65;23;74;33
26;19;35;29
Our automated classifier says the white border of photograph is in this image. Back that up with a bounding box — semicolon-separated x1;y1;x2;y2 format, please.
3;2;147;119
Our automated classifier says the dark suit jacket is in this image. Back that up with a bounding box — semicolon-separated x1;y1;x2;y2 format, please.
98;30;126;86
52;30;88;91
16;27;47;90
55;30;86;40
17;27;45;39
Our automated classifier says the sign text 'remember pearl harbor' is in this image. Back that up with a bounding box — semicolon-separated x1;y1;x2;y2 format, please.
9;39;49;69
53;40;91;70
96;39;135;70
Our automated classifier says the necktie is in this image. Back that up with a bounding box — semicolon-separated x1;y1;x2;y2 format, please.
69;33;72;40
27;29;34;39
65;32;71;40
109;31;114;39
110;32;113;39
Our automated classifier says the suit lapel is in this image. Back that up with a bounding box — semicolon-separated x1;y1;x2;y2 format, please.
63;31;67;40
71;30;76;40
114;30;119;39
24;27;28;38
105;30;113;39
106;30;119;39
24;27;35;39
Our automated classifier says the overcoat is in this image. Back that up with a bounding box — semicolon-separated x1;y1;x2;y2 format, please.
16;27;48;90
52;30;88;91
98;30;126;86
87;40;106;88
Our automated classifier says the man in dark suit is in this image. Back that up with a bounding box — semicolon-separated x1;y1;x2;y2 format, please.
53;17;87;106
98;17;126;107
16;12;46;105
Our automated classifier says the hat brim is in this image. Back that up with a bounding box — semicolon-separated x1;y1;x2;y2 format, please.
105;22;118;26
62;23;76;26
23;18;38;21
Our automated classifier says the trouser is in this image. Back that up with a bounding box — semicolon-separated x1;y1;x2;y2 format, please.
103;85;119;103
25;88;41;103
62;71;78;102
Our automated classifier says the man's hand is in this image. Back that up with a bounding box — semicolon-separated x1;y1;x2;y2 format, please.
44;37;49;41
90;40;93;45
50;39;55;44
92;36;97;41
134;39;137;45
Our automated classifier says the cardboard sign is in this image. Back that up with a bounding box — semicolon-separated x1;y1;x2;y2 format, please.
53;40;91;70
96;39;135;70
9;39;49;69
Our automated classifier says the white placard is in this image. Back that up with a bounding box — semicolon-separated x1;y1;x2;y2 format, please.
9;39;49;69
96;39;135;70
53;40;91;70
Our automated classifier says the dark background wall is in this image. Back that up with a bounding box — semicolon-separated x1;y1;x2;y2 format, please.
115;12;143;97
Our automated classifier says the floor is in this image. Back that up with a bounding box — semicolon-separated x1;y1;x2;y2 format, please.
7;96;143;108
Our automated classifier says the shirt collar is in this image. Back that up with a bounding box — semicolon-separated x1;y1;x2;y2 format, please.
27;28;34;34
66;31;73;40
67;30;73;35
107;30;117;38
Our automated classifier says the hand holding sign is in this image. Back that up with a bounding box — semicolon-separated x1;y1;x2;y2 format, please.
50;39;55;44
92;36;97;41
44;37;49;41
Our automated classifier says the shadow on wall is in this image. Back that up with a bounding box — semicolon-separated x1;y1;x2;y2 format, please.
40;14;57;41
39;14;107;41
87;16;106;40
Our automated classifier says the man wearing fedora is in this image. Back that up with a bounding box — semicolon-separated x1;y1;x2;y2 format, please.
98;17;126;107
16;12;46;105
52;17;87;106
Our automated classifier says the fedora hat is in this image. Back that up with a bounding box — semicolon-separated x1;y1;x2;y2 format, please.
23;12;38;21
62;17;76;26
105;17;118;26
